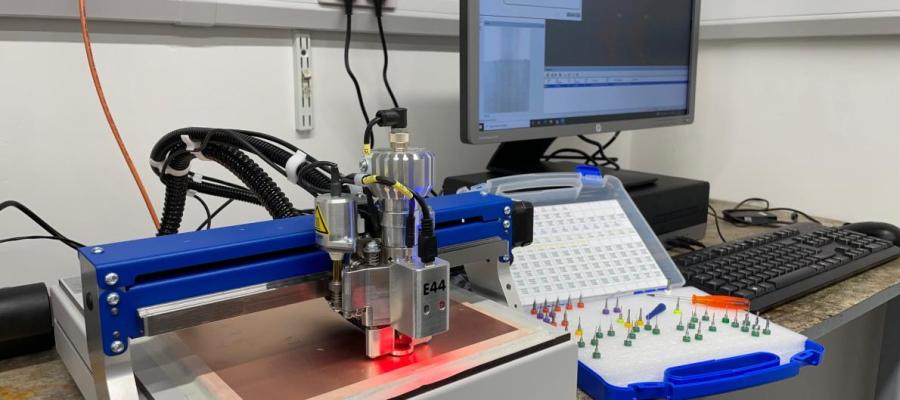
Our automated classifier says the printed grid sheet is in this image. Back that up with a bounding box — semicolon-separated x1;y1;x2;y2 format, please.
511;200;668;308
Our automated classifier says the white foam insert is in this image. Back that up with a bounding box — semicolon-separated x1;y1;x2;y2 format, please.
545;287;808;387
511;200;669;308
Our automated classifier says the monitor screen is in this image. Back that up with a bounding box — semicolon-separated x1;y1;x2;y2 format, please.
464;0;698;143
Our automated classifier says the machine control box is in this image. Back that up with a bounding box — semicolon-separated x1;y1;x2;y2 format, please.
391;258;450;338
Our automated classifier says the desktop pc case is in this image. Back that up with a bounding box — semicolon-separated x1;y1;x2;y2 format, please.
443;168;709;243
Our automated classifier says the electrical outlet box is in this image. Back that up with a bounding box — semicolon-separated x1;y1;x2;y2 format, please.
317;0;398;10
293;32;313;133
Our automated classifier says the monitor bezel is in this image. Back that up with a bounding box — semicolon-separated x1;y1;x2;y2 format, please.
460;0;701;145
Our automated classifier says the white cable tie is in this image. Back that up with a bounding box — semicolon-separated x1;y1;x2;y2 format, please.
152;157;189;177
192;173;204;184
181;134;209;161
165;166;191;177
285;150;308;184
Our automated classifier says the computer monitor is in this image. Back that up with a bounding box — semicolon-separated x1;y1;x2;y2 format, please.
460;0;700;146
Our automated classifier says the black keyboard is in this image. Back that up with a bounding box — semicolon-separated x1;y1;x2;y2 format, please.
673;223;900;312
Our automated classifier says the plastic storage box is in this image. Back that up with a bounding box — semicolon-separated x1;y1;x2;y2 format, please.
471;168;824;400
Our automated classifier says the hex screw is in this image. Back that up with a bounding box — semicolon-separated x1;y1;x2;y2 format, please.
91;247;104;254
110;340;125;354
104;273;119;286
106;292;120;306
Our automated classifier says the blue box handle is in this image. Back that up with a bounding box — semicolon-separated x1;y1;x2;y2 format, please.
579;340;825;400
664;352;781;385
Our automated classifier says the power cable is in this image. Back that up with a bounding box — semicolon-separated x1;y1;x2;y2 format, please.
78;0;160;230
343;9;370;124
197;199;234;231
374;0;399;108
543;132;622;170
0;201;85;250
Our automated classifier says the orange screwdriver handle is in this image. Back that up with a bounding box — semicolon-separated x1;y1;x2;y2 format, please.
691;295;751;310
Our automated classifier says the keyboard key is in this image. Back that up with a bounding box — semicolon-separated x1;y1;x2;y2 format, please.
747;285;766;295
704;278;727;291
758;281;775;292
761;271;779;279
718;284;738;295
831;256;851;266
769;267;816;288
734;289;755;299
868;242;889;251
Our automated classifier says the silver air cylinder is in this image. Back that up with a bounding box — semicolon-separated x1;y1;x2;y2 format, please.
314;193;357;311
314;193;357;259
369;130;434;261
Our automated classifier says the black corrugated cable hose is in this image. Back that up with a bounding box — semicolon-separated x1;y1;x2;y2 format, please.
188;181;261;205
198;144;297;219
151;128;332;197
156;143;297;235
157;154;192;236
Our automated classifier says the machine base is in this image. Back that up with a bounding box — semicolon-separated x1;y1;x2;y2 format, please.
52;279;574;399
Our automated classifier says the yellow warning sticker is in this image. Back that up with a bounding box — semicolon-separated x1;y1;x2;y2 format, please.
314;206;329;235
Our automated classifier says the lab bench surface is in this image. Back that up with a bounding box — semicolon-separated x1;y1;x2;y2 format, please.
3;200;899;400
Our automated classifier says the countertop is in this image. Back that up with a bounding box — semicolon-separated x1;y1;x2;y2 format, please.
3;200;900;399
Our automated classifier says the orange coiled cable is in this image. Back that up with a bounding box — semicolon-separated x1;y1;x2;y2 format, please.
78;0;161;230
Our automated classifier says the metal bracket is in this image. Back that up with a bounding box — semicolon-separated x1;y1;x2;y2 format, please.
293;31;313;133
440;238;521;308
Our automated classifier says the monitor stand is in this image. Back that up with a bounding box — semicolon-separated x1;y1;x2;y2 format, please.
486;138;658;189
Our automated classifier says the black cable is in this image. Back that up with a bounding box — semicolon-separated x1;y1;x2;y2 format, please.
362;187;381;236
374;0;399;108
723;198;822;226
298;160;340;196
543;132;622;170
345;173;433;241
364;116;382;151
764;208;822;225
197;199;234;231
0;235;81;248
192;195;212;229
708;204;727;243
666;240;697;252
0;201;84;250
733;197;770;210
344;12;370;124
585;133;621;170
189;181;260;205
193;174;244;190
544;148;598;166
674;236;706;249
